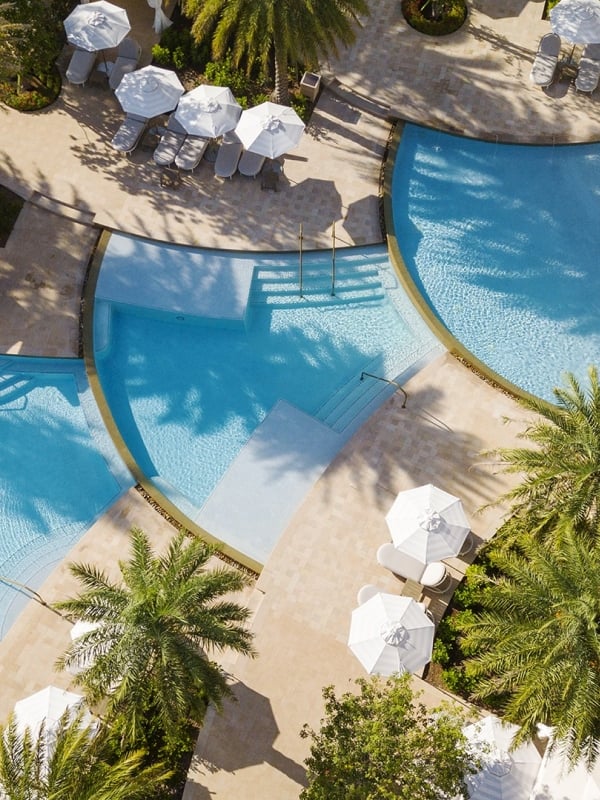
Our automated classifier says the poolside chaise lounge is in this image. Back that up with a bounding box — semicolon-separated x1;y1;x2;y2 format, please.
529;32;561;88
110;113;147;155
153;116;187;167
376;542;450;592
261;158;283;191
237;149;266;178
576;43;600;93
66;48;97;86
214;132;243;179
174;135;209;171
108;37;141;91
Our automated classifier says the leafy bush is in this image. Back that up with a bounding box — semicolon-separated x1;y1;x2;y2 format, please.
401;0;467;35
154;25;208;70
0;67;61;111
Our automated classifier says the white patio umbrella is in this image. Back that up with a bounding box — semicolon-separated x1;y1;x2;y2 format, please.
234;101;305;159
13;686;94;745
348;592;435;675
550;0;600;44
63;0;130;53
463;715;541;800
174;85;242;138
115;65;184;119
530;735;600;800
67;619;103;675
385;483;471;563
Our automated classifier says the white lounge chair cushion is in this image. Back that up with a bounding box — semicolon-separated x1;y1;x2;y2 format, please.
421;562;447;588
66;49;96;86
238;150;266;177
174;136;209;170
530;54;558;87
111;114;146;153
215;135;243;179
576;58;600;92
357;584;380;605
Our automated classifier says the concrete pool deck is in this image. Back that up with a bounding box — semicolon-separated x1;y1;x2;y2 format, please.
0;0;592;795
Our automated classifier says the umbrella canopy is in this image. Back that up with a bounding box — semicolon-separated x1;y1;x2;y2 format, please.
14;686;92;741
550;0;600;44
348;592;435;675
385;483;471;563
63;0;130;52
463;715;541;800
67;619;103;675
530;728;600;800
116;65;184;119
234;101;305;159
174;85;242;138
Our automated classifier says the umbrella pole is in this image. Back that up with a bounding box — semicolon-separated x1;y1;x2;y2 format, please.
299;222;304;298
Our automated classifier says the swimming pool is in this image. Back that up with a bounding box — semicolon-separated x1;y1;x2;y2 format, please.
93;234;441;566
0;357;132;636
391;124;600;401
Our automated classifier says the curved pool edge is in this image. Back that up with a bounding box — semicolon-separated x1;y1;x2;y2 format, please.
82;231;263;576
382;120;549;410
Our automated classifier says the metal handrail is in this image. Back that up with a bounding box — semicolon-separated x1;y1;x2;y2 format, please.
360;371;407;408
0;574;68;620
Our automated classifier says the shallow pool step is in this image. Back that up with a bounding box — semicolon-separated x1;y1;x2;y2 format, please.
315;357;395;433
251;261;386;307
0;373;34;408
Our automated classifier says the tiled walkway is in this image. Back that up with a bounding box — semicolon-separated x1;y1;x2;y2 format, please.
0;0;590;796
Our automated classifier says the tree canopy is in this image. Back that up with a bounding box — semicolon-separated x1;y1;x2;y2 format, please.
492;366;600;544
299;673;477;799
182;0;369;105
55;528;256;748
461;530;600;769
0;709;172;800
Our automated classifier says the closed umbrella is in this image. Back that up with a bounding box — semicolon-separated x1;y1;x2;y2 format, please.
115;65;184;119
348;592;434;675
63;0;130;52
550;0;600;44
386;483;471;563
234;101;305;159
174;85;242;138
464;715;541;800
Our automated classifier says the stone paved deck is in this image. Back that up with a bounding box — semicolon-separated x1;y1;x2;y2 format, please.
0;0;590;796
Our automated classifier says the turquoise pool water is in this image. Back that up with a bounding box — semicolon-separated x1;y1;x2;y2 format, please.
94;236;440;564
392;124;600;401
0;357;131;636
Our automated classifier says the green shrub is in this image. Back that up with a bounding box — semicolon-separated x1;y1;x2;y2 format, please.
401;0;467;35
151;44;172;67
442;665;479;697
291;92;311;122
0;68;61;112
432;638;451;666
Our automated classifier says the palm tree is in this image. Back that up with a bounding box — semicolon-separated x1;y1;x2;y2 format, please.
54;528;256;747
182;0;369;105
461;530;600;768
0;709;172;800
491;366;600;543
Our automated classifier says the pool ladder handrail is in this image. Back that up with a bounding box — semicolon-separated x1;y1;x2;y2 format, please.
360;371;407;408
0;574;69;620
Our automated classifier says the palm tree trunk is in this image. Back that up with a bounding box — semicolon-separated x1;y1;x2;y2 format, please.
272;43;289;106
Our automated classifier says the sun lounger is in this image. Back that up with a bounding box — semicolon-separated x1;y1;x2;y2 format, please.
174;135;209;171
237;149;265;178
214;132;243;179
576;43;600;93
529;32;561;88
357;584;380;605
153;116;187;167
66;48;97;86
376;542;450;592
110;113;147;155
109;37;141;91
260;158;283;191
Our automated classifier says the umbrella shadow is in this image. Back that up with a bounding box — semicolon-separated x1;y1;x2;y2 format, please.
191;682;307;788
